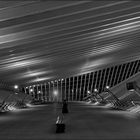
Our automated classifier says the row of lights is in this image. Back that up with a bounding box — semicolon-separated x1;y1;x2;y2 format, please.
28;88;58;96
26;86;110;93
87;86;110;94
25;79;65;89
28;86;110;95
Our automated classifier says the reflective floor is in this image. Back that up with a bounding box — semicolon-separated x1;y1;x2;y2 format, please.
0;102;140;140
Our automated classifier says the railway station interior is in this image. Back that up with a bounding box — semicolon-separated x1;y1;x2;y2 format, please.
0;0;140;140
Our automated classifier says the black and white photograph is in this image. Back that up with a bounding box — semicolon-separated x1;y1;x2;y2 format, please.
0;0;139;139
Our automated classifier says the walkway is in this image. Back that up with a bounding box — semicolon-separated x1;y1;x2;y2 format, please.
0;102;140;140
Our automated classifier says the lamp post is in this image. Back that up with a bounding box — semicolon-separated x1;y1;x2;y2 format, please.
104;86;120;102
93;89;105;102
83;90;98;102
104;86;123;107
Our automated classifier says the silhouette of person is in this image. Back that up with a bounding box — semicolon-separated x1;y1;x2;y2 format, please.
62;99;68;113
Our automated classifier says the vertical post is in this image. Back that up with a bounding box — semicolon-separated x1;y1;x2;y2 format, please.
79;75;83;101
90;72;95;93
29;86;31;95
53;82;54;102
101;69;107;91
87;73;91;93
128;62;135;78
83;74;87;99
124;63;131;80
116;64;123;84
65;79;66;100
57;81;59;102
109;67;115;87
68;78;70;101
95;71;99;90
121;64;127;82
134;60;139;74
37;85;39;100
40;84;43;100
112;66;119;86
106;68;111;86
32;86;34;98
98;70;103;92
49;82;51;102
72;76;75;101
44;83;47;101
76;76;78;101
61;80;62;102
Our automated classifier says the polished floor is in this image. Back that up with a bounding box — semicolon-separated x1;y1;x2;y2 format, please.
0;102;140;140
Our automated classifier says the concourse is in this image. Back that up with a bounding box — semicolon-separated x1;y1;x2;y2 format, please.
0;102;140;140
0;1;139;140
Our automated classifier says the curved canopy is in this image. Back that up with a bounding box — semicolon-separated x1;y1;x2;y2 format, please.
0;1;140;86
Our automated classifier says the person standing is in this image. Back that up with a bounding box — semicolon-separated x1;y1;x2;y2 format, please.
62;99;68;113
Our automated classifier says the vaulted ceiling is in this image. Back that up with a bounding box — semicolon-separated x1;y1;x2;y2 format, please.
0;1;140;87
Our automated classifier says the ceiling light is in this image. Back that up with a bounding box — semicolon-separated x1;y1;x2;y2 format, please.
30;89;33;92
53;90;58;96
14;85;18;89
106;86;110;89
94;89;98;92
88;90;90;93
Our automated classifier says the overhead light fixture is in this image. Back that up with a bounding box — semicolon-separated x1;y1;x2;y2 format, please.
30;89;33;92
14;85;19;89
87;90;90;93
106;86;110;89
53;90;58;96
94;89;98;92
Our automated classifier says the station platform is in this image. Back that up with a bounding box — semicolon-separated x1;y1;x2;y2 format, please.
0;101;140;140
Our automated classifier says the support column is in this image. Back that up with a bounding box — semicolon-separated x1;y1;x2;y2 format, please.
87;73;91;93
68;78;70;101
72;76;75;101
83;74;87;99
49;82;51;102
61;80;62;102
79;75;83;101
41;84;43;101
65;79;66;100
90;72;94;93
37;85;39;100
44;83;47;101
76;76;79;101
